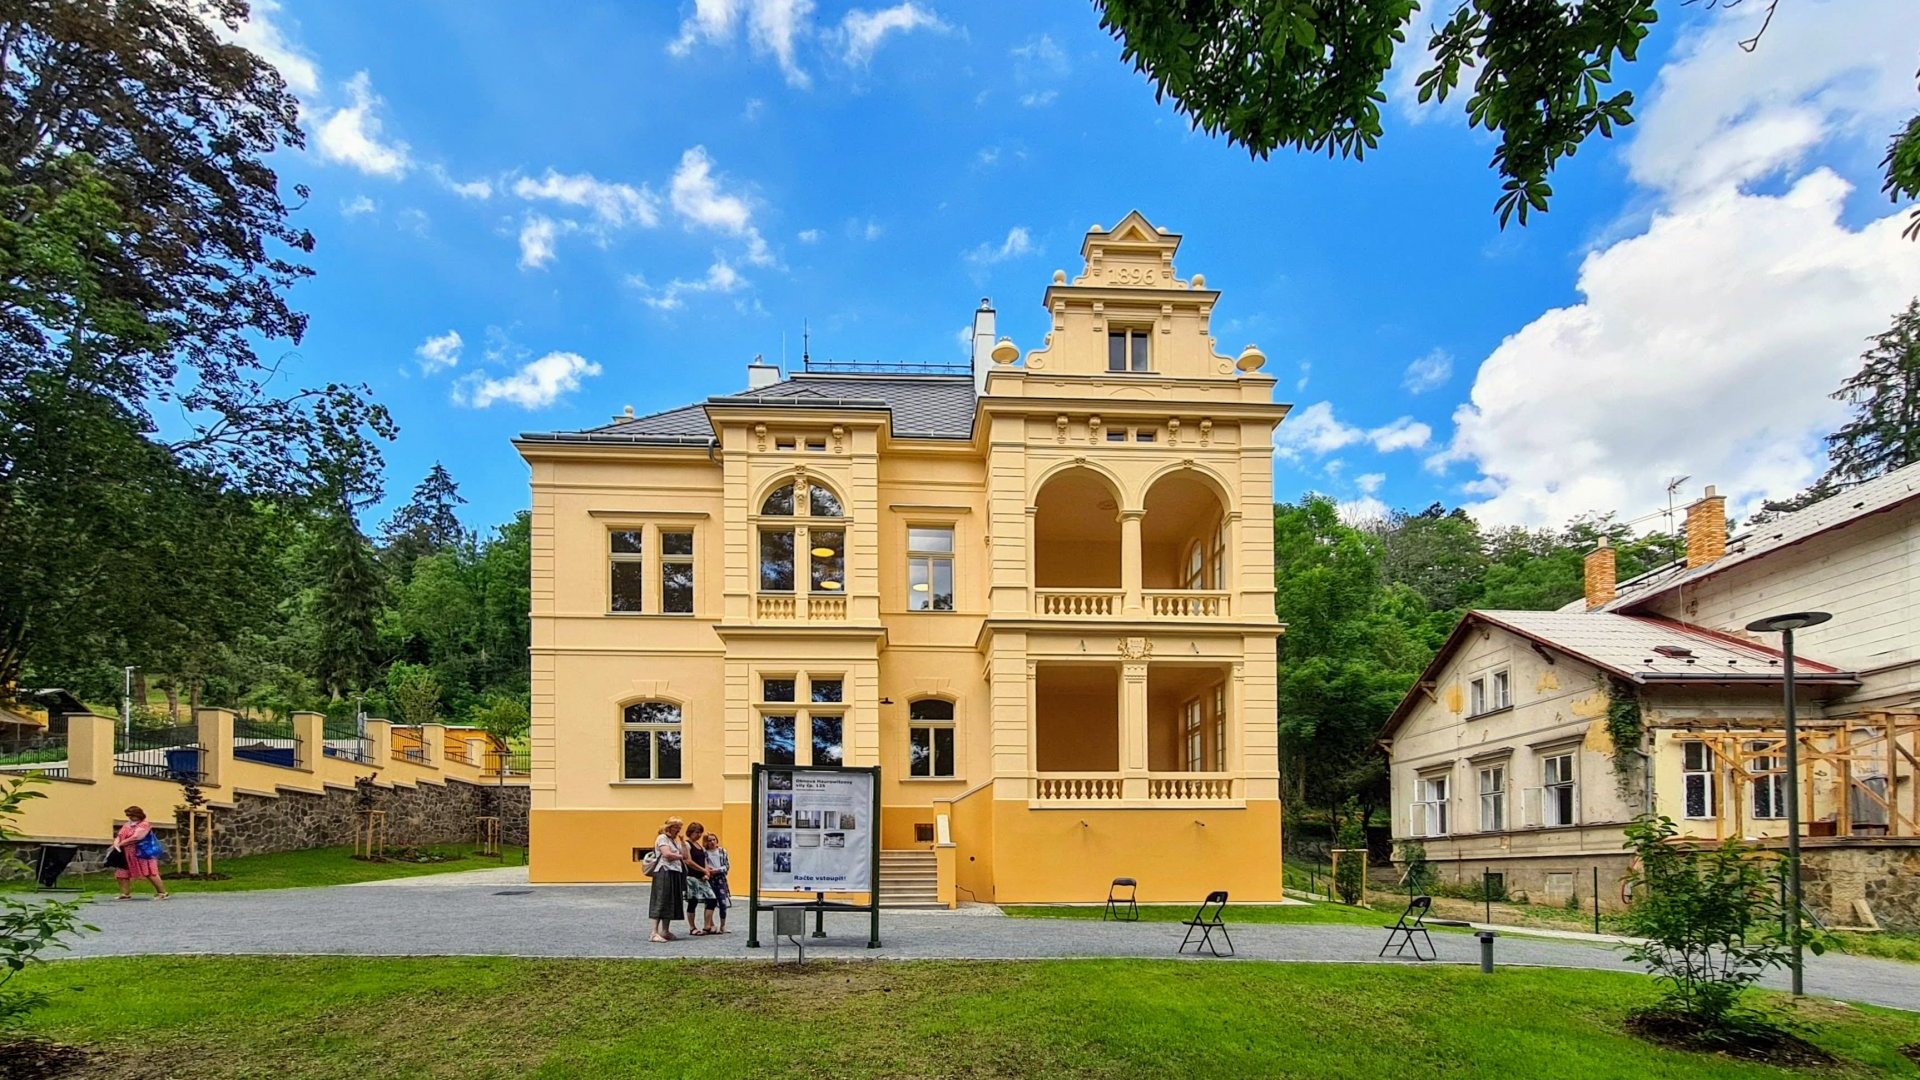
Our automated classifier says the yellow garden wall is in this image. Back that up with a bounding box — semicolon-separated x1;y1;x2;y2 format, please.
984;799;1282;905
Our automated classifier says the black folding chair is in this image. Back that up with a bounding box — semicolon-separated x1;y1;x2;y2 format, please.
1104;877;1139;922
1380;895;1436;960
1178;890;1233;956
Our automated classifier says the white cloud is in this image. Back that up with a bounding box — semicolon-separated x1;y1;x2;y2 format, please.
431;166;493;200
1010;34;1068;75
838;3;948;66
743;98;765;121
340;195;376;217
457;351;601;409
215;0;319;98
966;226;1032;265
847;217;883;241
1368;416;1432;452
633;259;750;311
1337;496;1390;526
1019;90;1058;108
512;169;660;228
1626;0;1920;198
517;215;570;270
797;228;823;243
975;146;1001;168
1295;361;1310;394
955;324;974;355
316;71;410;178
1402;348;1452;394
670;0;817;88
396;208;430;236
1356;472;1386;495
1432;0;1920;527
414;330;463;374
1274;402;1431;459
669;147;771;265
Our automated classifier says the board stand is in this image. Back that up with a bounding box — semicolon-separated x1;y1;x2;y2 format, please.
354;809;387;859
746;762;883;951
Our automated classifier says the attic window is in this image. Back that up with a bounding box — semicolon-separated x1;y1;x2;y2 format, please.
1652;645;1695;659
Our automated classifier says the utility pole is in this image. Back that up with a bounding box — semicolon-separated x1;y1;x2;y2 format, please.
122;666;134;736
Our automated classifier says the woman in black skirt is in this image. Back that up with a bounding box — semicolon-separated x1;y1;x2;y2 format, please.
649;817;688;942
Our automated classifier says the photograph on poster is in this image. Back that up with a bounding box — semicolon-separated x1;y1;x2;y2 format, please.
795;809;822;830
767;793;793;827
838;812;858;830
772;852;792;874
797;832;821;847
823;831;846;849
768;772;793;791
766;830;792;849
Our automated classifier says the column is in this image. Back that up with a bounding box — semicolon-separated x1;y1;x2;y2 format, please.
421;723;446;769
1120;509;1144;615
65;713;114;784
1122;657;1149;800
365;719;393;769
292;710;325;772
194;708;234;789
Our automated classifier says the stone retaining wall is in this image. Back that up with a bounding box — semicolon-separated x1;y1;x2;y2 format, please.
7;777;529;877
1801;844;1920;932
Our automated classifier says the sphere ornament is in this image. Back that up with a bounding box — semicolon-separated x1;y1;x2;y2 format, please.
991;337;1020;365
1236;344;1267;373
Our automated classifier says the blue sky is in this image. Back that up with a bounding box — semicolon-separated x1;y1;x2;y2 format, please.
227;1;1920;536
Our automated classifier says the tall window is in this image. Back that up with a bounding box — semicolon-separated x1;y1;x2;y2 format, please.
1492;670;1511;710
610;530;644;612
907;526;955;610
661;531;695;613
621;702;682;780
1107;326;1150;372
1748;740;1787;820
1210;685;1226;771
1543;753;1577;827
760;674;844;766
1478;764;1506;831
1184;699;1204;772
1419;774;1450;836
759;479;846;596
909;699;955;778
1183;523;1226;591
1682;741;1717;820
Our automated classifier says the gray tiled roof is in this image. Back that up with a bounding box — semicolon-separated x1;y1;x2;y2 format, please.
526;373;977;444
1560;460;1920;613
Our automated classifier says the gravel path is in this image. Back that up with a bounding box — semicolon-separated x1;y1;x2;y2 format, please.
58;876;1920;1012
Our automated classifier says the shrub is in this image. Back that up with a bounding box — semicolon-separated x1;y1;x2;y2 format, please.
1619;815;1815;1031
1397;839;1434;895
1333;801;1366;905
0;775;92;1026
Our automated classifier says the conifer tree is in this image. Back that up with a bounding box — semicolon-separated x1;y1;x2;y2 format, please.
1824;298;1920;485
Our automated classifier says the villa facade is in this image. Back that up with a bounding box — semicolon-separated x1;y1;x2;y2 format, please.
515;213;1289;902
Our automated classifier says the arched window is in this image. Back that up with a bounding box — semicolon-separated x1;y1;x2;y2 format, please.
908;699;956;778
622;701;682;781
758;477;847;594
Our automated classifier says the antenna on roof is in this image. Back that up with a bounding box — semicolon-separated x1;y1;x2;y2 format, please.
802;319;810;366
1664;475;1690;550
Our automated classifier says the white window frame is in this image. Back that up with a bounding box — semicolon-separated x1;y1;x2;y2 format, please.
1469;677;1487;716
620;701;683;781
1418;773;1450;837
1478;764;1507;832
1682;741;1717;820
908;699;957;778
1492;669;1511;710
1747;740;1787;821
906;525;956;612
1543;752;1578;827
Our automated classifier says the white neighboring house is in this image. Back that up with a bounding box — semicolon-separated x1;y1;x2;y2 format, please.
1380;463;1920;926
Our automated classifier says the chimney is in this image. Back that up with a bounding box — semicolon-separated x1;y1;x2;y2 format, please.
1584;537;1617;610
971;298;995;396
746;353;780;391
1684;484;1728;569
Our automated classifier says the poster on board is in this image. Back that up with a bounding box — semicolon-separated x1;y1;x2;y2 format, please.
758;767;874;893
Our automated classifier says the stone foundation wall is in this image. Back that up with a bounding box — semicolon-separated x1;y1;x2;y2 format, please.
6;777;528;877
1396;853;1636;911
1801;844;1920;932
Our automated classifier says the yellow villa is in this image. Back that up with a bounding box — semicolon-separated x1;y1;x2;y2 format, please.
515;213;1289;904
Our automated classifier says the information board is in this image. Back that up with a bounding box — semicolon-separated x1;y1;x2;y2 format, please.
756;766;875;893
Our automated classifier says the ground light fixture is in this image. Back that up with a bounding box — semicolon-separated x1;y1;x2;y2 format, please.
1743;610;1832;997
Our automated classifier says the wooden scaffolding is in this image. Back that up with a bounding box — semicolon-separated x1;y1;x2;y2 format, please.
1684;711;1919;841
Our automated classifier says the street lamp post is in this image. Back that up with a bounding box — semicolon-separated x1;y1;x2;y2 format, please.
1744;610;1832;997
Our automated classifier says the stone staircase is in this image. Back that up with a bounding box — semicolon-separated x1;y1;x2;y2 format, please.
879;849;942;908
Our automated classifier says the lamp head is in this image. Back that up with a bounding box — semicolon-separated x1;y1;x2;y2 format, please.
1745;611;1832;634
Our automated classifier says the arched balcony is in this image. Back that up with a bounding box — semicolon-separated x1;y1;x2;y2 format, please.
1029;466;1231;618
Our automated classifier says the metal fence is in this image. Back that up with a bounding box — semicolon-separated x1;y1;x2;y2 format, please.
483;750;531;778
233;717;301;769
0;730;71;780
114;724;203;781
391;729;428;764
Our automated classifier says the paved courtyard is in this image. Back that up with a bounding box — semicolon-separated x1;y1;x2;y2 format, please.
62;869;1920;1012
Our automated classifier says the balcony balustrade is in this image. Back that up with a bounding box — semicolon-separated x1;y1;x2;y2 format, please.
1034;589;1121;616
1144;591;1228;618
1031;773;1240;805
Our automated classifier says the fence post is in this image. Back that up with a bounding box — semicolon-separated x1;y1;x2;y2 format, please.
194;708;234;789
1593;866;1601;935
64;713;114;783
420;723;446;769
292;711;324;772
365;719;392;768
1484;869;1493;924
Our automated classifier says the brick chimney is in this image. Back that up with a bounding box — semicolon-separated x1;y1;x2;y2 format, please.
1584;537;1617;610
1684;485;1728;569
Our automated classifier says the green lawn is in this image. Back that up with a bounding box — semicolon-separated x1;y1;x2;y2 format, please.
1832;931;1920;965
13;957;1919;1078
4;844;524;895
1005;900;1397;928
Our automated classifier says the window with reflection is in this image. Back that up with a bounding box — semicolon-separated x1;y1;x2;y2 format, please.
621;701;682;780
758;478;847;597
610;530;644;612
907;526;955;611
909;699;955;778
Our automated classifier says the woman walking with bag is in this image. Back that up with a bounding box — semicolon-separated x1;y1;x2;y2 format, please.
109;806;169;901
647;817;688;943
